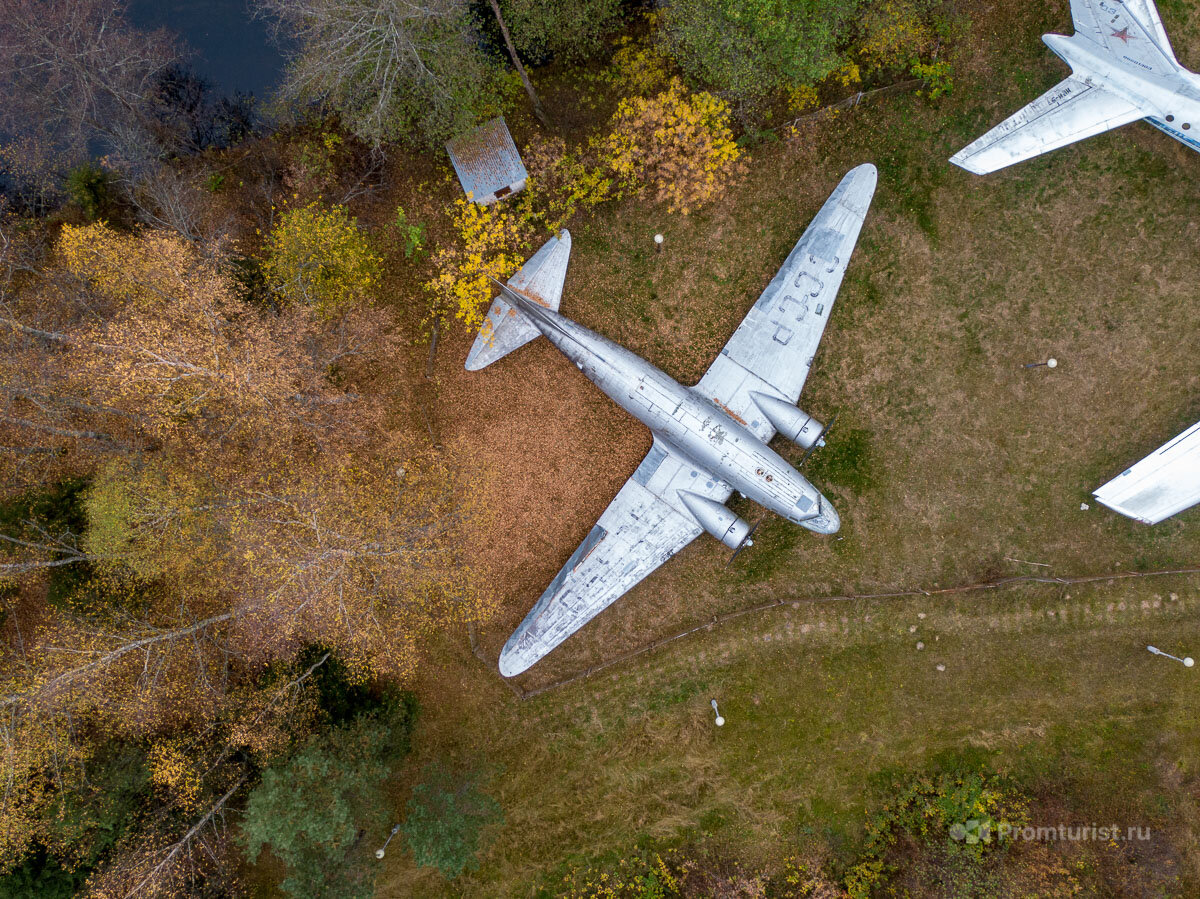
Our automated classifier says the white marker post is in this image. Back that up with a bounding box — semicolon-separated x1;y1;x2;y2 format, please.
710;698;725;726
1023;357;1058;369
375;823;401;859
1147;645;1195;667
654;233;664;254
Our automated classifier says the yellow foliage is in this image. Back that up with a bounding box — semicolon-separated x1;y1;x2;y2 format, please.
226;453;492;682
912;59;954;99
262;201;382;314
0;710;91;873
520;136;613;235
606;32;673;96
560;851;684;898
833;62;862;88
58;222;199;309
56;222;301;441
424;196;530;329
597;78;746;215
84;458;215;584
786;83;821;115
149;739;202;809
856;1;937;73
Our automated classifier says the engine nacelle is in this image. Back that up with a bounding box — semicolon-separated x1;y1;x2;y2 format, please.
677;491;752;550
750;392;824;450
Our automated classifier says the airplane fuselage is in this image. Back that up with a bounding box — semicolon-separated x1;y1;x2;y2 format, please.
1048;32;1200;151
512;293;839;534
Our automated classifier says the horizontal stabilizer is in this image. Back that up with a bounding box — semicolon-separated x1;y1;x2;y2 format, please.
464;230;571;371
1094;419;1200;524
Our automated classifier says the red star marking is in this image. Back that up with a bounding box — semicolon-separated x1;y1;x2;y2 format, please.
1111;26;1135;43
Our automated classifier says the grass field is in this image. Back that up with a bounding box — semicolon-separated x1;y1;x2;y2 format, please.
374;1;1200;894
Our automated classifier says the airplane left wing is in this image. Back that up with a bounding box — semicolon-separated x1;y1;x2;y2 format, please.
498;440;730;677
695;164;877;442
1094;419;1200;524
950;76;1143;175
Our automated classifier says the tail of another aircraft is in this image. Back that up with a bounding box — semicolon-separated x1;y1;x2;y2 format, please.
1068;0;1178;68
464;231;571;371
951;0;1191;174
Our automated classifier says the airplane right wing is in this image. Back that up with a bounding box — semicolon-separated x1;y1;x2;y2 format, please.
497;439;730;677
1094;419;1200;524
950;76;1143;175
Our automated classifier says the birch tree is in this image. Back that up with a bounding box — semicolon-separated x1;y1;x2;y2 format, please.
0;0;181;169
257;0;505;148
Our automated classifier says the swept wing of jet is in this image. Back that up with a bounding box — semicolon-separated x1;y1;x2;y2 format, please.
1094;419;1200;524
951;0;1200;174
470;166;876;677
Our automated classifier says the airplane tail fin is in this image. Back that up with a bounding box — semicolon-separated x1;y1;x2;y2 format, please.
1069;0;1178;68
464;230;570;371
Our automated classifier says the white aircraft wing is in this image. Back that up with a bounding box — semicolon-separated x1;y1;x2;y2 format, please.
951;76;1144;175
498;440;730;677
693;164;877;443
1071;0;1177;70
1094;419;1200;525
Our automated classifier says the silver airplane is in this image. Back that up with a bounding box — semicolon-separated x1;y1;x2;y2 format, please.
951;0;1200;174
465;165;878;677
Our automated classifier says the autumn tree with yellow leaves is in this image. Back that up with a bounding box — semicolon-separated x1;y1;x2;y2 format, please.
0;215;490;895
425;79;744;330
597;78;745;215
263;201;383;314
424;195;532;329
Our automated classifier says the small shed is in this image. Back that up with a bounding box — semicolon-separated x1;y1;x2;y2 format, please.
445;117;527;206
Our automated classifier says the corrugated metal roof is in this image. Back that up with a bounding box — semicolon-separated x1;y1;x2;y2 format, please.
445;117;527;203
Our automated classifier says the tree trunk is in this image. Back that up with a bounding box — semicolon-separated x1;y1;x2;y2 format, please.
485;0;552;129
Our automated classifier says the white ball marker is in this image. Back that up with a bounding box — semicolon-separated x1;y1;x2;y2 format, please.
1148;645;1195;668
711;698;725;726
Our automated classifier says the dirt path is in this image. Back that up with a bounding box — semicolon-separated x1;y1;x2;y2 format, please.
484;567;1200;700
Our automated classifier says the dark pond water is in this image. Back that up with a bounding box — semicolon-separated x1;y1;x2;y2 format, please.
128;0;286;99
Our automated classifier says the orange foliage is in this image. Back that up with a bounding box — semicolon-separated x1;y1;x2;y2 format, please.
0;221;491;887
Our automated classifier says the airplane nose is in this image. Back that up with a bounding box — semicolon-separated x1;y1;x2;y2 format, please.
802;496;840;535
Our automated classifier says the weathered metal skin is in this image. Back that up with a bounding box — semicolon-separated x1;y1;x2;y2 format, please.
1045;31;1200;133
951;0;1200;173
509;291;838;533
478;165;877;677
